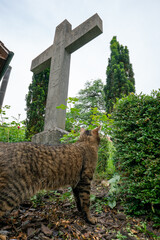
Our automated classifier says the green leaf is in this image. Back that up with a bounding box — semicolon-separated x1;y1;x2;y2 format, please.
108;200;116;209
56;104;67;110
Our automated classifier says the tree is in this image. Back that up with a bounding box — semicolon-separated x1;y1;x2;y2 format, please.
25;69;49;140
104;36;135;113
66;79;106;131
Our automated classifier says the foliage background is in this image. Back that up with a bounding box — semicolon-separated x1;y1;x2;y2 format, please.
65;79;106;131
112;90;160;224
0;105;26;142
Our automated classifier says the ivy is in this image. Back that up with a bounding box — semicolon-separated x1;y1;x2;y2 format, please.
25;68;50;140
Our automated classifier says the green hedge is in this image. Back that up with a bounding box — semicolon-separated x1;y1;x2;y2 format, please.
112;91;160;224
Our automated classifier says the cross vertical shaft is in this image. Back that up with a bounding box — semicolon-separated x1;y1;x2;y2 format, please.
44;20;72;130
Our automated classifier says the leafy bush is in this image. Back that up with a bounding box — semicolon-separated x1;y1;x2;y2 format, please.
112;91;160;224
0;106;26;142
58;98;115;177
96;138;115;176
107;174;120;209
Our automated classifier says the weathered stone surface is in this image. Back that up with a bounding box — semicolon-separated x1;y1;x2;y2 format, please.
44;20;72;131
32;127;68;145
65;13;102;54
31;14;103;145
31;45;53;74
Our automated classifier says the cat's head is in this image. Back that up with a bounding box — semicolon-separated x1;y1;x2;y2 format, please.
78;126;101;145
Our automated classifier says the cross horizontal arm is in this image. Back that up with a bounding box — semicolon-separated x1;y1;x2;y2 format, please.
65;13;103;54
31;44;53;74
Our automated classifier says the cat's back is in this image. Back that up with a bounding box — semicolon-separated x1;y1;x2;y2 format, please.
0;142;36;165
0;142;82;193
0;141;85;177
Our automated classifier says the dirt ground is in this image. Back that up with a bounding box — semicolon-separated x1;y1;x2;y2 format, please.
0;180;159;240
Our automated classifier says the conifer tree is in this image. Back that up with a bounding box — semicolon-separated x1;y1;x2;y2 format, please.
104;36;135;113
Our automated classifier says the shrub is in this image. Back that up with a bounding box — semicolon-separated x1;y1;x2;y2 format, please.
96;138;115;177
59;99;115;177
0;106;26;142
112;91;160;224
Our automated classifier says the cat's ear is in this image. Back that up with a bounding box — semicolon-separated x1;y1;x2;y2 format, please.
92;126;101;134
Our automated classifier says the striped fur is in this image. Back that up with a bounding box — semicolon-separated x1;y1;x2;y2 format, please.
0;127;100;224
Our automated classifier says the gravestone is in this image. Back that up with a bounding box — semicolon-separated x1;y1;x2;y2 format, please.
31;13;103;145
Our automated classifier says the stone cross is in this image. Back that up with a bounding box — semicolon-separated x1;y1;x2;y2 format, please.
31;13;103;145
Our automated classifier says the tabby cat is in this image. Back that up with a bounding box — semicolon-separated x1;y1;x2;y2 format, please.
0;126;100;224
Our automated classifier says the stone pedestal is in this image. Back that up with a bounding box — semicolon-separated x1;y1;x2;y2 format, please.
32;127;68;145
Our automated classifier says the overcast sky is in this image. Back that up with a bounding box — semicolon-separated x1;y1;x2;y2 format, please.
1;0;160;121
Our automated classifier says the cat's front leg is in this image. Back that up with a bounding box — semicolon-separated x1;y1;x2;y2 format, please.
73;178;97;224
79;189;97;224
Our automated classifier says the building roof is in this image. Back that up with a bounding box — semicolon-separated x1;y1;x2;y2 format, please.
0;41;14;81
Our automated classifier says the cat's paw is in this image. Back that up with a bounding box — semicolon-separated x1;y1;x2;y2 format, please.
87;216;97;225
